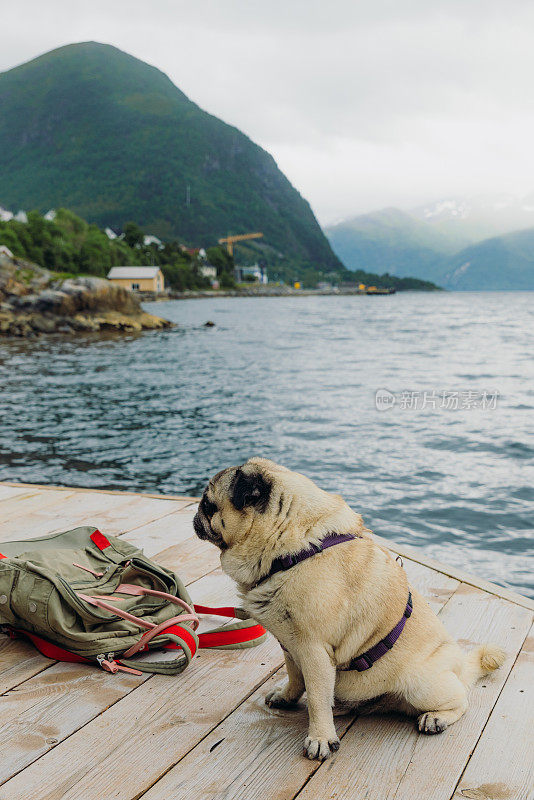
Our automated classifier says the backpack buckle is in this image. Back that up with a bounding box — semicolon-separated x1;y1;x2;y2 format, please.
97;654;119;673
96;653;143;676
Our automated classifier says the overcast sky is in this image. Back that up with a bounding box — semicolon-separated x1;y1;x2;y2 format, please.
3;0;534;224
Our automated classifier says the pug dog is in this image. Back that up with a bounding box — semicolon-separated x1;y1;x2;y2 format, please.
193;457;506;760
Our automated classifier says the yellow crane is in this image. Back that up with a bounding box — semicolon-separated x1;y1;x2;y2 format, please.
218;232;263;257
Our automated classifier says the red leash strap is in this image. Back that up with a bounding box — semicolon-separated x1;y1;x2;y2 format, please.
192;604;268;649
198;625;266;648
193;605;238;617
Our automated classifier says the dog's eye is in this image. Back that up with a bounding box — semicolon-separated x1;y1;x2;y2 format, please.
201;496;218;518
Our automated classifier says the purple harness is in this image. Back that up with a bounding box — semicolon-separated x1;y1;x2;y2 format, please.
255;532;413;672
342;591;412;671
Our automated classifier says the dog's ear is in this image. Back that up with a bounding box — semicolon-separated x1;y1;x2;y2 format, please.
231;469;271;512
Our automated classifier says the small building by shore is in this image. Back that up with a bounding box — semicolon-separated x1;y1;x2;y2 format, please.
107;266;164;292
234;263;268;284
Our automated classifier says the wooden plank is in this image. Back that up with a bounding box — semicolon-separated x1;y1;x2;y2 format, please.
73;493;182;536
0;485;42;503
152;537;221;582
121;508;197;556
0;492;178;542
292;586;532;800
0;663;147;785
0;489;77;523
0;636;51;695
0;481;198;505
0;491;135;541
402;559;458;614
139;670;338;800
392;589;532;800
374;534;534;612
452;625;534;800
0;482;74;495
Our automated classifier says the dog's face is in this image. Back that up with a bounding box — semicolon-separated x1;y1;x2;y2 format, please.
193;457;339;555
193;458;278;550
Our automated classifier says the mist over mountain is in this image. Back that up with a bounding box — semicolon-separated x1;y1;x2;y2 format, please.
326;198;534;290
412;194;534;245
0;42;340;270
325;208;454;281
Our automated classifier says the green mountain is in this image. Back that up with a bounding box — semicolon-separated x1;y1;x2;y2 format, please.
0;42;340;270
325;207;455;281
440;228;534;290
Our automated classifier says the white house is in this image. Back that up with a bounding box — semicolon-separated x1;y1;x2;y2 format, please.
199;264;217;279
143;234;164;249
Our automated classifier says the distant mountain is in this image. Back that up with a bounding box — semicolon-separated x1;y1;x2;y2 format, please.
412;194;534;245
440;228;534;290
326;204;534;290
325;207;454;281
0;42;340;270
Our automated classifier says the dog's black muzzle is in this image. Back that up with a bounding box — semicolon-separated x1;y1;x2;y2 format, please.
193;509;209;540
193;497;226;549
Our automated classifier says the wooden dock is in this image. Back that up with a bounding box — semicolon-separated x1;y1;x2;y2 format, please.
0;481;532;800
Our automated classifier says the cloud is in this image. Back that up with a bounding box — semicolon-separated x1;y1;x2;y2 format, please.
3;0;534;223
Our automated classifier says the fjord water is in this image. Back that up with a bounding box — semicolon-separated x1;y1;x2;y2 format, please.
0;292;532;597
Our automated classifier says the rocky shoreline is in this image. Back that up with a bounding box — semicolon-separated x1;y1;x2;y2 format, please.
0;254;172;338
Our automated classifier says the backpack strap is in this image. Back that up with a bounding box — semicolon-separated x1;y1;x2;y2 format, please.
77;588;200;672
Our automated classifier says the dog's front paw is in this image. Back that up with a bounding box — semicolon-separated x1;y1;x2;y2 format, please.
417;712;448;734
304;735;340;760
265;687;300;710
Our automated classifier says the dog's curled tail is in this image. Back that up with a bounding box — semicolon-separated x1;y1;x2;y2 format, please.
462;644;507;688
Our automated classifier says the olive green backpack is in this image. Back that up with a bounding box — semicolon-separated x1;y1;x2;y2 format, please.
0;526;266;675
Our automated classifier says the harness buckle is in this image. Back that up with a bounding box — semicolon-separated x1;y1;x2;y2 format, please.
358;654;374;670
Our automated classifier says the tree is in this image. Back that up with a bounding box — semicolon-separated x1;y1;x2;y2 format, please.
123;222;144;249
220;270;236;289
206;246;234;275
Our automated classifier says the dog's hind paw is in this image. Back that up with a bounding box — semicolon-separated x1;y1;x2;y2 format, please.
265;687;300;710
304;736;340;760
417;712;448;734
